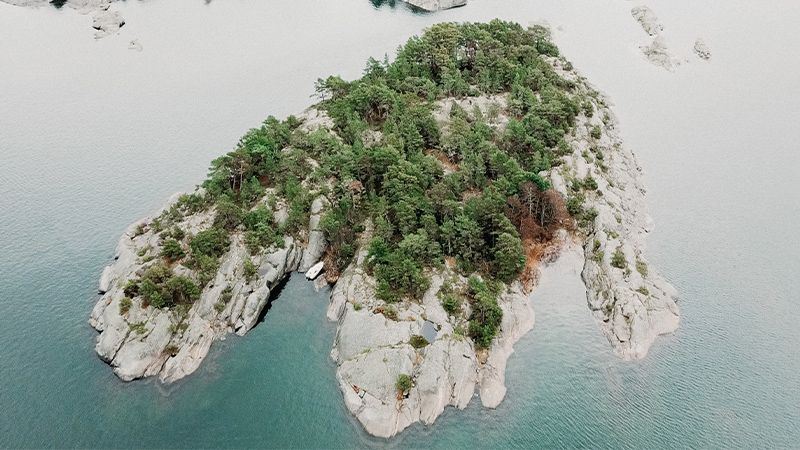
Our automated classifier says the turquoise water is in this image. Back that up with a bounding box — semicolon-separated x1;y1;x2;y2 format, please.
1;0;799;448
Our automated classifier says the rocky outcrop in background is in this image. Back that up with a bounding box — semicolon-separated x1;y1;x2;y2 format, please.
403;0;466;12
2;0;125;38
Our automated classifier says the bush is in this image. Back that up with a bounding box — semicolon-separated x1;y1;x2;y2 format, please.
190;227;230;259
213;195;243;230
160;238;185;261
382;304;398;321
164;345;180;356
636;258;648;277
119;297;132;315
584;175;598;191
440;294;461;315
409;335;429;349
611;247;627;270
123;279;139;297
135;265;201;309
396;374;413;393
590;125;602;140
129;322;147;335
243;258;257;281
191;253;220;286
466;277;503;349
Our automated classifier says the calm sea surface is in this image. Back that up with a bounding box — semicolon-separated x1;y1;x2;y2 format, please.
1;0;798;447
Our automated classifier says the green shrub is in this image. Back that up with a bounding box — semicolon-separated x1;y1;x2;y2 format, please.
467;277;503;349
590;125;602;139
119;297;133;315
190;227;230;259
169;322;189;334
213;195;243;230
123;279;139;297
135;265;201;309
382;304;398;321
584;175;598;191
164;345;180;356
396;374;413;393
191;253;220;286
162;226;185;241
129;322;147;335
611;247;627;270
409;335;429;349
636;259;648;277
636;286;649;296
243;258;257;281
440;294;461;315
593;250;605;263
160;238;185;261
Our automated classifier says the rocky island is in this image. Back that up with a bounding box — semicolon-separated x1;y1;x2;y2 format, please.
90;21;678;437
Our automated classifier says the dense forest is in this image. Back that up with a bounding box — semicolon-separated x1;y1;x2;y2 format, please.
127;20;588;348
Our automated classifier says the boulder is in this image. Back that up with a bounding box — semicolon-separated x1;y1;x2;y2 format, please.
631;6;663;36
694;38;712;60
98;266;114;294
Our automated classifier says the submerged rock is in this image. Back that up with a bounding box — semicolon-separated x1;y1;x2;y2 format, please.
640;36;680;71
631;6;663;37
91;8;124;38
128;39;143;52
630;5;682;71
694;38;712;60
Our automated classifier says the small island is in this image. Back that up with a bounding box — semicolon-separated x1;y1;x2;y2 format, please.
90;21;679;438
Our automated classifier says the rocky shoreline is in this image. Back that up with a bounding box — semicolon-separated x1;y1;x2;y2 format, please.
89;27;679;438
2;0;126;38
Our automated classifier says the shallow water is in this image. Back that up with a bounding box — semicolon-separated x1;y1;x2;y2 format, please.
1;0;799;448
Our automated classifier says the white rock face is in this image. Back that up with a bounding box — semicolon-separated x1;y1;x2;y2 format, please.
299;196;329;272
403;0;466;12
548;65;680;359
98;266;114;294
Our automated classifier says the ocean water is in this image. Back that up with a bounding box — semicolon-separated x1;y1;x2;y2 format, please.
1;0;798;447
